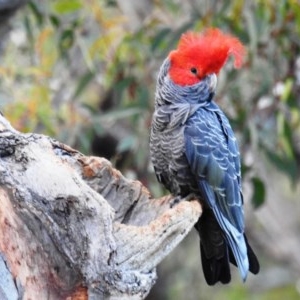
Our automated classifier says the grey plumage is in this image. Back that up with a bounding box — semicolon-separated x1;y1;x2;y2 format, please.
150;57;259;285
150;59;215;196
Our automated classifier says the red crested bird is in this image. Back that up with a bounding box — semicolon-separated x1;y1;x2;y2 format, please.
150;28;259;285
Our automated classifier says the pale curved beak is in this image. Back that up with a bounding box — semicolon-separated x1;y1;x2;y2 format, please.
209;73;217;92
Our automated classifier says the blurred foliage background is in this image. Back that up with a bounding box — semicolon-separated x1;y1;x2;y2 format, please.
0;0;300;299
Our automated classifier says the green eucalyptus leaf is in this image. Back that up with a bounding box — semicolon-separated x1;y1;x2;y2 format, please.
264;149;297;183
73;71;95;100
251;177;266;208
28;1;44;26
53;0;82;14
151;28;172;52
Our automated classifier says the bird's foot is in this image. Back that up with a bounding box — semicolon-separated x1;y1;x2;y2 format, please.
170;193;197;208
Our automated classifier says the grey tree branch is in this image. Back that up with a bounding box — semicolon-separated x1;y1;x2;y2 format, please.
0;114;202;300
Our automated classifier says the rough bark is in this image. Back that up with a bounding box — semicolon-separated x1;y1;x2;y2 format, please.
0;114;202;300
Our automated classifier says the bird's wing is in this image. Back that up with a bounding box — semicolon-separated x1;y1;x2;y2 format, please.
184;106;249;280
184;106;244;231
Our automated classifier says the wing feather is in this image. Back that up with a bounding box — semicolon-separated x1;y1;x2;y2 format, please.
184;104;248;280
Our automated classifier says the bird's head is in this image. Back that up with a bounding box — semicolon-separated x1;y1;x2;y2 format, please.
168;28;245;87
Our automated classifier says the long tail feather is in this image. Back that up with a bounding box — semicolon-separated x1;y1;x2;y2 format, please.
196;210;231;285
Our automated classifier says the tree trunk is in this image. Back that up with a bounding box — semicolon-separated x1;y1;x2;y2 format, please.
0;114;202;300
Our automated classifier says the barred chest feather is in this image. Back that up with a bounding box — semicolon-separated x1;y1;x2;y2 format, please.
150;102;200;196
150;58;215;196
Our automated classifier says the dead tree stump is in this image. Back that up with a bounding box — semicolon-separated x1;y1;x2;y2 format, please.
0;114;202;300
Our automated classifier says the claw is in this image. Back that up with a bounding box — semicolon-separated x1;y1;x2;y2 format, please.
170;193;197;208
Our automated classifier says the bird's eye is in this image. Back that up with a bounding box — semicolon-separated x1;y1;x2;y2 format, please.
190;67;197;74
